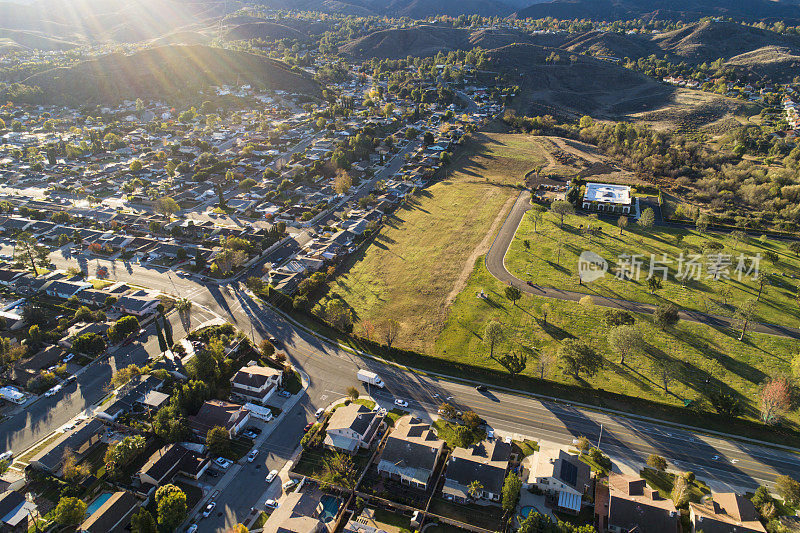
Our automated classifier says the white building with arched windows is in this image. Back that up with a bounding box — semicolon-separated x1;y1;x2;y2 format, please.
582;183;632;214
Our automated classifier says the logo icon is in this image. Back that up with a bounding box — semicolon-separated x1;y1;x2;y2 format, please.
578;251;607;283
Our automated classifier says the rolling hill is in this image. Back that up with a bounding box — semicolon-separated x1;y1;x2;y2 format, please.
513;0;800;23
22;44;320;104
223;21;306;41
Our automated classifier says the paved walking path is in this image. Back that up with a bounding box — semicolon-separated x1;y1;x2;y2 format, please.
485;191;800;340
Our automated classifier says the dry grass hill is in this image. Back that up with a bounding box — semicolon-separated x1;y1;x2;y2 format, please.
22;44;320;104
223;21;306;41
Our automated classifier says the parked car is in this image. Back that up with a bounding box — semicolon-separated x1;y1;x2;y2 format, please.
202;502;216;518
186;525;198;533
0;451;13;462
45;385;61;397
62;353;74;363
242;430;258;439
245;426;261;435
394;399;408;408
282;479;298;492
247;450;259;462
314;408;325;419
206;470;219;478
278;390;291;398
214;457;232;469
265;499;279;509
476;385;488;392
266;469;279;483
303;423;314;433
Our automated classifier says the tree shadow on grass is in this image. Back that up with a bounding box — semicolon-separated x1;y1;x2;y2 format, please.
673;330;767;385
536;319;574;341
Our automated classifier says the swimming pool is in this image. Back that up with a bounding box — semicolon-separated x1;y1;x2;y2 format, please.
520;505;542;519
86;492;113;516
319;495;341;523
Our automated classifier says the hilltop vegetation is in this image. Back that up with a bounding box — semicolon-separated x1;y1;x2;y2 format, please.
22;44;320;104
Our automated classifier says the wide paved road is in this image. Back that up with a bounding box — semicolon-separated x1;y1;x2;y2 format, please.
38;251;800;531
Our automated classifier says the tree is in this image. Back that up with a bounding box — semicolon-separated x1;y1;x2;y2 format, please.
638;207;655;229
501;472;523;515
333;169;353;195
108;315;140;343
607;324;642;365
383;319;400;349
559;339;602;379
320;452;357;489
155;196;179;218
505;285;522;306
550;200;573;228
27;324;42;345
259;339;275;358
617;215;628;235
789;241;800;257
734;297;757;340
130;159;143;172
461;410;481;430
730;230;746;251
131;508;158;533
423;131;435;145
346;386;359;401
468;479;484;500
156;484;187;532
759;377;792;425
776;475;800;506
439;403;456;419
529;205;546;233
483;321;504;359
646;276;663;293
653;304;679;330
651;356;679;393
53;497;86;526
15;232;49;275
325;300;353;332
239;178;257;192
646;454;667;471
206;425;231;456
696;213;710;234
498;350;528;376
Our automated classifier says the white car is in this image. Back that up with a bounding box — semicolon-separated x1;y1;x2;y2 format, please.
45;385;61;397
394;399;408;408
0;451;12;462
62;353;74;363
282;479;298;492
214;457;232;469
247;450;259;462
202;502;216;518
314;408;325;419
186;525;198;533
266;469;279;483
265;499;279;509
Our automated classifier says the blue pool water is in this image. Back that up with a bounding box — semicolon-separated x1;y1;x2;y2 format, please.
319;495;341;523
86;492;113;516
520;505;542;519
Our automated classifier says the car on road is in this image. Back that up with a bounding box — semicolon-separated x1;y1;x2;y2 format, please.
202;502;216;518
282;479;298;492
266;469;279;483
278;390;291;398
242;430;258;439
267;335;278;344
476;385;488;392
186;525;198;533
265;499;279;509
314;408;325;419
214;457;232;469
247;450;259;462
303;423;314;433
66;375;77;383
487;428;495;439
0;451;13;462
394;399;408;408
45;385;61;397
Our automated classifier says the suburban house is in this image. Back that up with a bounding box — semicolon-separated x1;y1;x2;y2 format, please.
188;399;250;438
260;491;325;533
323;403;383;453
688;493;767;533
524;447;591;515
41;279;91;300
376;416;445;490
442;439;511;505
594;474;680;533
137;444;210;488
581;183;632;214
230;365;283;405
0;490;37;533
113;294;161;317
79;491;140;533
27;419;104;474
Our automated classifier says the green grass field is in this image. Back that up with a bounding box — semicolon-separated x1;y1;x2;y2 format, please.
315;132;547;352
506;211;800;328
436;258;799;426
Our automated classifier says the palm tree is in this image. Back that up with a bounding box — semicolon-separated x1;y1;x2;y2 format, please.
468;480;484;501
176;298;192;330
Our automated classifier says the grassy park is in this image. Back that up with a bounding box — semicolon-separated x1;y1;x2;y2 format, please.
315;132;546;352
505;210;800;328
436;258;799;427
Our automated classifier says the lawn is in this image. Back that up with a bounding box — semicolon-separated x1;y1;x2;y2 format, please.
292;446;371;480
506;210;800;328
315;132;546;353
640;467;710;507
436;258;800;428
513;440;539;458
